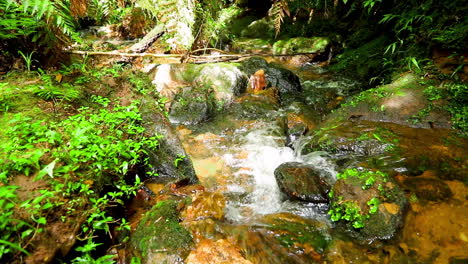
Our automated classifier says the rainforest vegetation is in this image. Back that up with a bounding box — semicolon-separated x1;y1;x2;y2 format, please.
0;0;466;263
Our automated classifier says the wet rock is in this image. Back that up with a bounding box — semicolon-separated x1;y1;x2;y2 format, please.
272;37;330;55
285;102;319;146
140;97;198;184
186;239;253;264
400;181;468;263
274;162;331;202
182;192;226;222
404;177;453;202
130;200;193;264
228;89;280;120
301;78;360;117
240;57;302;98
299;118;468;181
169;86;216;125
329;168;408;243
329;73;451;129
238;213;331;263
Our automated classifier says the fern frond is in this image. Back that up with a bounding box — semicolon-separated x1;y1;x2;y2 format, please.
269;0;290;38
22;0;79;43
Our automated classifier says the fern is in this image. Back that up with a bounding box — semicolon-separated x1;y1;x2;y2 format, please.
22;0;79;44
269;0;290;38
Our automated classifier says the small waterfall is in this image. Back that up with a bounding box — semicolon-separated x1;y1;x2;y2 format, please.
224;125;337;223
224;125;300;222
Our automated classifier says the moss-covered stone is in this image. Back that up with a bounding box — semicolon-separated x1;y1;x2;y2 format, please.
231;38;273;53
169;86;216;125
131;200;193;262
240;17;275;39
329;168;408;243
257;213;331;255
272;37;330;55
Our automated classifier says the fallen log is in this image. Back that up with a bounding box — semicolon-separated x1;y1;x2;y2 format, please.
66;50;322;64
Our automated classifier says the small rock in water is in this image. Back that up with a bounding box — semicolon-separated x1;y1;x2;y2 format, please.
274;162;331;203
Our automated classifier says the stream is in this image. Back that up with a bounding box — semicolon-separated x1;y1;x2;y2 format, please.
121;57;468;264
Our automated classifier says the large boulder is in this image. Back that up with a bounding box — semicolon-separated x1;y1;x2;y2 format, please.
240;57;302;98
194;63;248;104
274;162;331;203
329;73;451;129
152;63;248;117
272;37;330;55
328;168;408;243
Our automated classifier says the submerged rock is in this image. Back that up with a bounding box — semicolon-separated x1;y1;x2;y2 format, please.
242;213;331;263
404;176;453;202
329;168;408;243
274;162;331;203
186;239;252;264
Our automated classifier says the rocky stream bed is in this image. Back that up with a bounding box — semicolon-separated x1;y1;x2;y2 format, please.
112;54;468;264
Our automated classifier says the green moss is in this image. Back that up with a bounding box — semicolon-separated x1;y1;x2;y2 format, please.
267;219;330;254
272;37;330;55
132;200;193;257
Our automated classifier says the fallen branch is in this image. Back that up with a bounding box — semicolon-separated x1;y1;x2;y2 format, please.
66;50;321;63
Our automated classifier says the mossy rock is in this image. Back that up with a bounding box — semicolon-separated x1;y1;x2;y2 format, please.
169;86;216;125
194;63;248;104
131;200;193;263
231;38;273;53
328;73;451;129
272;37;330;55
233;213;331;263
140;96;198;184
329;168;408;243
240;17;275;39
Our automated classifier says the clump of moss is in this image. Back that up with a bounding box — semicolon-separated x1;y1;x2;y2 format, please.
265;218;331;254
328;168;408;242
131;200;193;258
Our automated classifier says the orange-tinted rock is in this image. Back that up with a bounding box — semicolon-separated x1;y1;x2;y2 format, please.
248;69;266;93
182;192;226;222
186;239;253;264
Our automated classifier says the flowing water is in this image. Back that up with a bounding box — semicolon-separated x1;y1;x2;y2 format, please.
131;60;468;264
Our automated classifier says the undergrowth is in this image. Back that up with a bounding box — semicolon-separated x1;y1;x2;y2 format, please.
0;63;162;262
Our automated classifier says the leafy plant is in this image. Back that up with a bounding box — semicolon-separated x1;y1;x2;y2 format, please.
18;51;35;72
